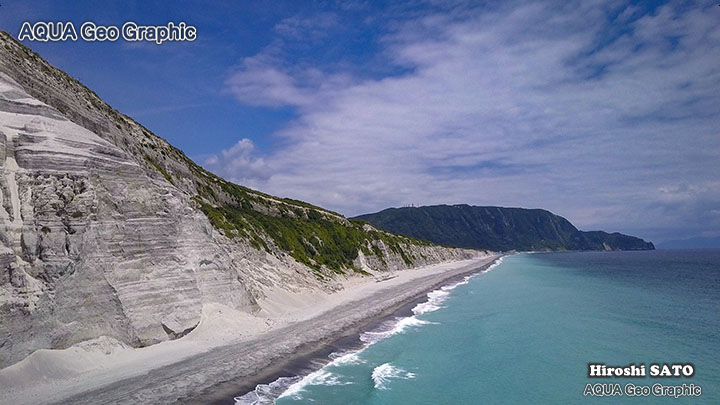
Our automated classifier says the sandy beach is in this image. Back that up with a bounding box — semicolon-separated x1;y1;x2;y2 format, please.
0;254;499;405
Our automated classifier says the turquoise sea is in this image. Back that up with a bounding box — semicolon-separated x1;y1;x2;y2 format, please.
237;250;720;404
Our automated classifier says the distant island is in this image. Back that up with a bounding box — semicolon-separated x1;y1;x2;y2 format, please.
354;205;654;252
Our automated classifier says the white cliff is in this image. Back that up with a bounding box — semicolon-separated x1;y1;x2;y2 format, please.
0;71;259;367
0;31;483;369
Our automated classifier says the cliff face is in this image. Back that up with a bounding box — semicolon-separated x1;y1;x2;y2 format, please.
354;205;655;252
0;32;481;368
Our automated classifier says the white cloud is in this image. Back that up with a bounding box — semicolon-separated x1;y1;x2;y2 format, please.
224;52;355;108
213;0;720;243
202;138;270;187
224;55;312;107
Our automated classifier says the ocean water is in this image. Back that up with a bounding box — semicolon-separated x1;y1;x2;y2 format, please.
236;250;720;404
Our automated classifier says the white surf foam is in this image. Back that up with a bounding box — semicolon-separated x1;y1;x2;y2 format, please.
234;375;302;404
360;316;432;344
412;271;483;315
235;345;370;404
371;363;416;390
483;256;504;273
276;369;352;401
411;290;448;315
328;350;365;366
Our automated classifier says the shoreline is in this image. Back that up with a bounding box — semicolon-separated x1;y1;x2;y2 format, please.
200;258;500;404
1;255;501;405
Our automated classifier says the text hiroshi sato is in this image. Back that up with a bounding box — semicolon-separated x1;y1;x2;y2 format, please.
588;363;695;378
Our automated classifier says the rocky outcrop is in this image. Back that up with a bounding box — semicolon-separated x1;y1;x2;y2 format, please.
0;32;482;368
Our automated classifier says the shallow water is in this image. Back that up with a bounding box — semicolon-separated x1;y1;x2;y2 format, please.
237;250;720;404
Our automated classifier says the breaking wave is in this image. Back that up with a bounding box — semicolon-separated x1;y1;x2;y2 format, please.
235;368;352;404
483;255;504;273
410;257;503;316
371;363;416;390
233;376;302;405
277;369;353;400
359;315;432;344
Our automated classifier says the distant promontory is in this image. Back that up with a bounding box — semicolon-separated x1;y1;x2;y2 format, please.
354;205;655;252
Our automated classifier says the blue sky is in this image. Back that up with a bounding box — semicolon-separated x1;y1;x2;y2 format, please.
1;0;719;244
